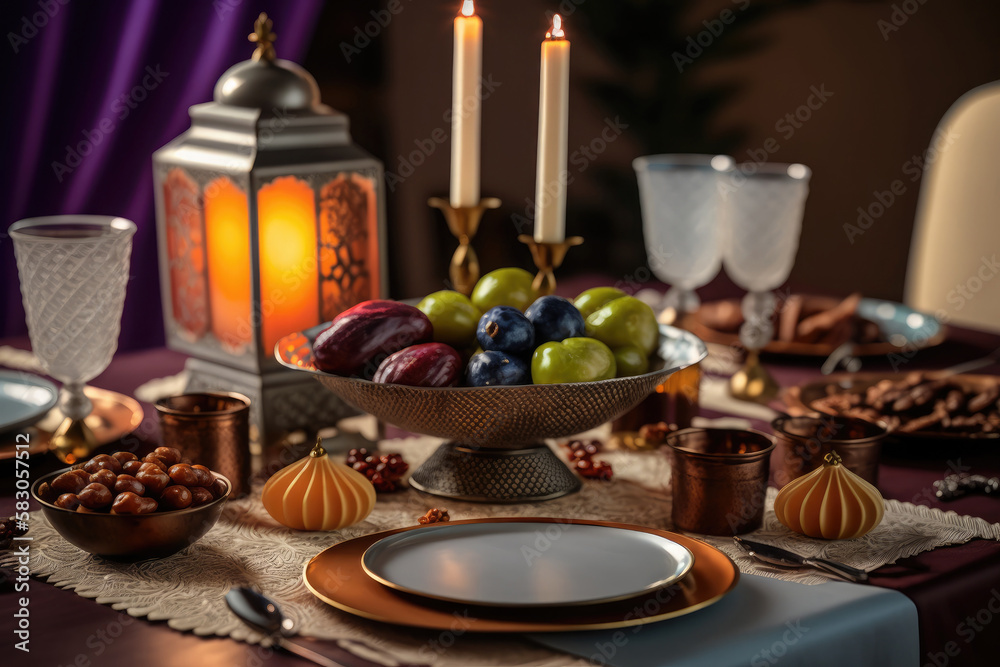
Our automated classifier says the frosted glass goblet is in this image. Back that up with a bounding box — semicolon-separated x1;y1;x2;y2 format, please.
10;215;136;461
722;163;811;401
634;154;734;316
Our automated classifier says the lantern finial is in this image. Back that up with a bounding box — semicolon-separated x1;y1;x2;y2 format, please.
249;12;277;62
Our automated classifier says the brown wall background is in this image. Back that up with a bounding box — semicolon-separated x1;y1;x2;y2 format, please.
307;0;1000;301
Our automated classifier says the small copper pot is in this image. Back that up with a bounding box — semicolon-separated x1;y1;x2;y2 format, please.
668;428;774;536
156;392;251;497
771;415;885;488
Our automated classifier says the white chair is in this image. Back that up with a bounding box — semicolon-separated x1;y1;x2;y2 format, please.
905;81;1000;332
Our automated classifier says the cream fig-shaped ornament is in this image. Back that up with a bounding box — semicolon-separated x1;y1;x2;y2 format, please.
774;451;885;539
262;438;376;530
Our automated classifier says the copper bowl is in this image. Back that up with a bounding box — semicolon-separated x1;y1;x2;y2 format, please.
771;415;886;488
275;324;708;448
31;469;231;560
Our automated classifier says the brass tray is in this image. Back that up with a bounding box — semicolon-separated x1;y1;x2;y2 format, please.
0;386;144;460
303;517;739;632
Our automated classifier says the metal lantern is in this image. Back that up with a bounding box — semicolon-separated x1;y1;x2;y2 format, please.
152;14;386;441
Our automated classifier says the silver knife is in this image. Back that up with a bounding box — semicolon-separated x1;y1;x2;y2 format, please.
733;537;869;583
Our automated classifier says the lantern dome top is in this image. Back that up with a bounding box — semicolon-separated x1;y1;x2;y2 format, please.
213;12;322;111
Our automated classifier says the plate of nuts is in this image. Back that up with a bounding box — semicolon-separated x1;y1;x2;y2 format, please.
31;447;231;559
784;371;1000;442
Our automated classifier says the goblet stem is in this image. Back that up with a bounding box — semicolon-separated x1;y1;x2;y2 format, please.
729;291;780;402
661;286;700;320
50;417;98;465
60;381;93;421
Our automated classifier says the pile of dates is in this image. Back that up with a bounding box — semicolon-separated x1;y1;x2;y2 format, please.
36;447;227;514
345;448;409;492
563;439;614;481
313;268;660;388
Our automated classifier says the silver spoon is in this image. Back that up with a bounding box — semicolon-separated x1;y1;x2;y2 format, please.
226;586;416;667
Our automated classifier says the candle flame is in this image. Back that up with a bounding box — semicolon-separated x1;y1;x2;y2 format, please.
546;14;565;39
461;0;475;17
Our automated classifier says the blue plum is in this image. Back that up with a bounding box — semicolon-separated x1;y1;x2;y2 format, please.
465;350;531;387
524;295;585;344
476;306;535;354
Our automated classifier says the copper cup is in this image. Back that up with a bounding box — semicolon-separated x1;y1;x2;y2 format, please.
771;415;886;488
668;428;775;536
156;392;251;497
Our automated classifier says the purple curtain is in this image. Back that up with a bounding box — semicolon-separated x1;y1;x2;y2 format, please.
1;0;323;351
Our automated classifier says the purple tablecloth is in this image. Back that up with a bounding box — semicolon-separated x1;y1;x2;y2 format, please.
2;308;999;666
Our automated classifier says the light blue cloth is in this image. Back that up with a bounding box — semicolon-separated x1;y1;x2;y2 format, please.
528;574;919;667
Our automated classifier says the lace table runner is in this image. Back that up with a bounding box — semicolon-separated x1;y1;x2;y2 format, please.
6;436;999;667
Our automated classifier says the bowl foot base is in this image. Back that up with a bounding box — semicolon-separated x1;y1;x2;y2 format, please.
408;442;581;503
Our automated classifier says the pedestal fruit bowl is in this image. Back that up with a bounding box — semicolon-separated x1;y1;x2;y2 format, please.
276;323;706;502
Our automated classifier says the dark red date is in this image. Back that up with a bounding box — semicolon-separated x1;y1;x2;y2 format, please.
189;487;214;507
89;469;117;490
112;451;139;466
159;485;193;510
141;453;169;473
111;492;157;515
153;446;182;466
191;465;214;487
78;483;113;509
83;454;122;475
167;463;199;486
113;474;145;496
136;465;170;496
54;493;80;510
51;470;90;495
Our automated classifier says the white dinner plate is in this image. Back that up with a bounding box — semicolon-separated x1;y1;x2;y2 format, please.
361;521;694;607
0;370;59;435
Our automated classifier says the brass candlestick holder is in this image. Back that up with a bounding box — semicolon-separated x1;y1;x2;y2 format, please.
428;197;502;296
518;235;583;296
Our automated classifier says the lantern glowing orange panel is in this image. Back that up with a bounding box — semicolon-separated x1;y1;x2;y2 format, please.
318;173;380;320
162;168;209;341
257;176;320;351
204;176;252;352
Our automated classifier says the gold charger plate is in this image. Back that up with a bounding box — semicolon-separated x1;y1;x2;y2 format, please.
780;372;1000;441
303;517;739;632
0;386;144;459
